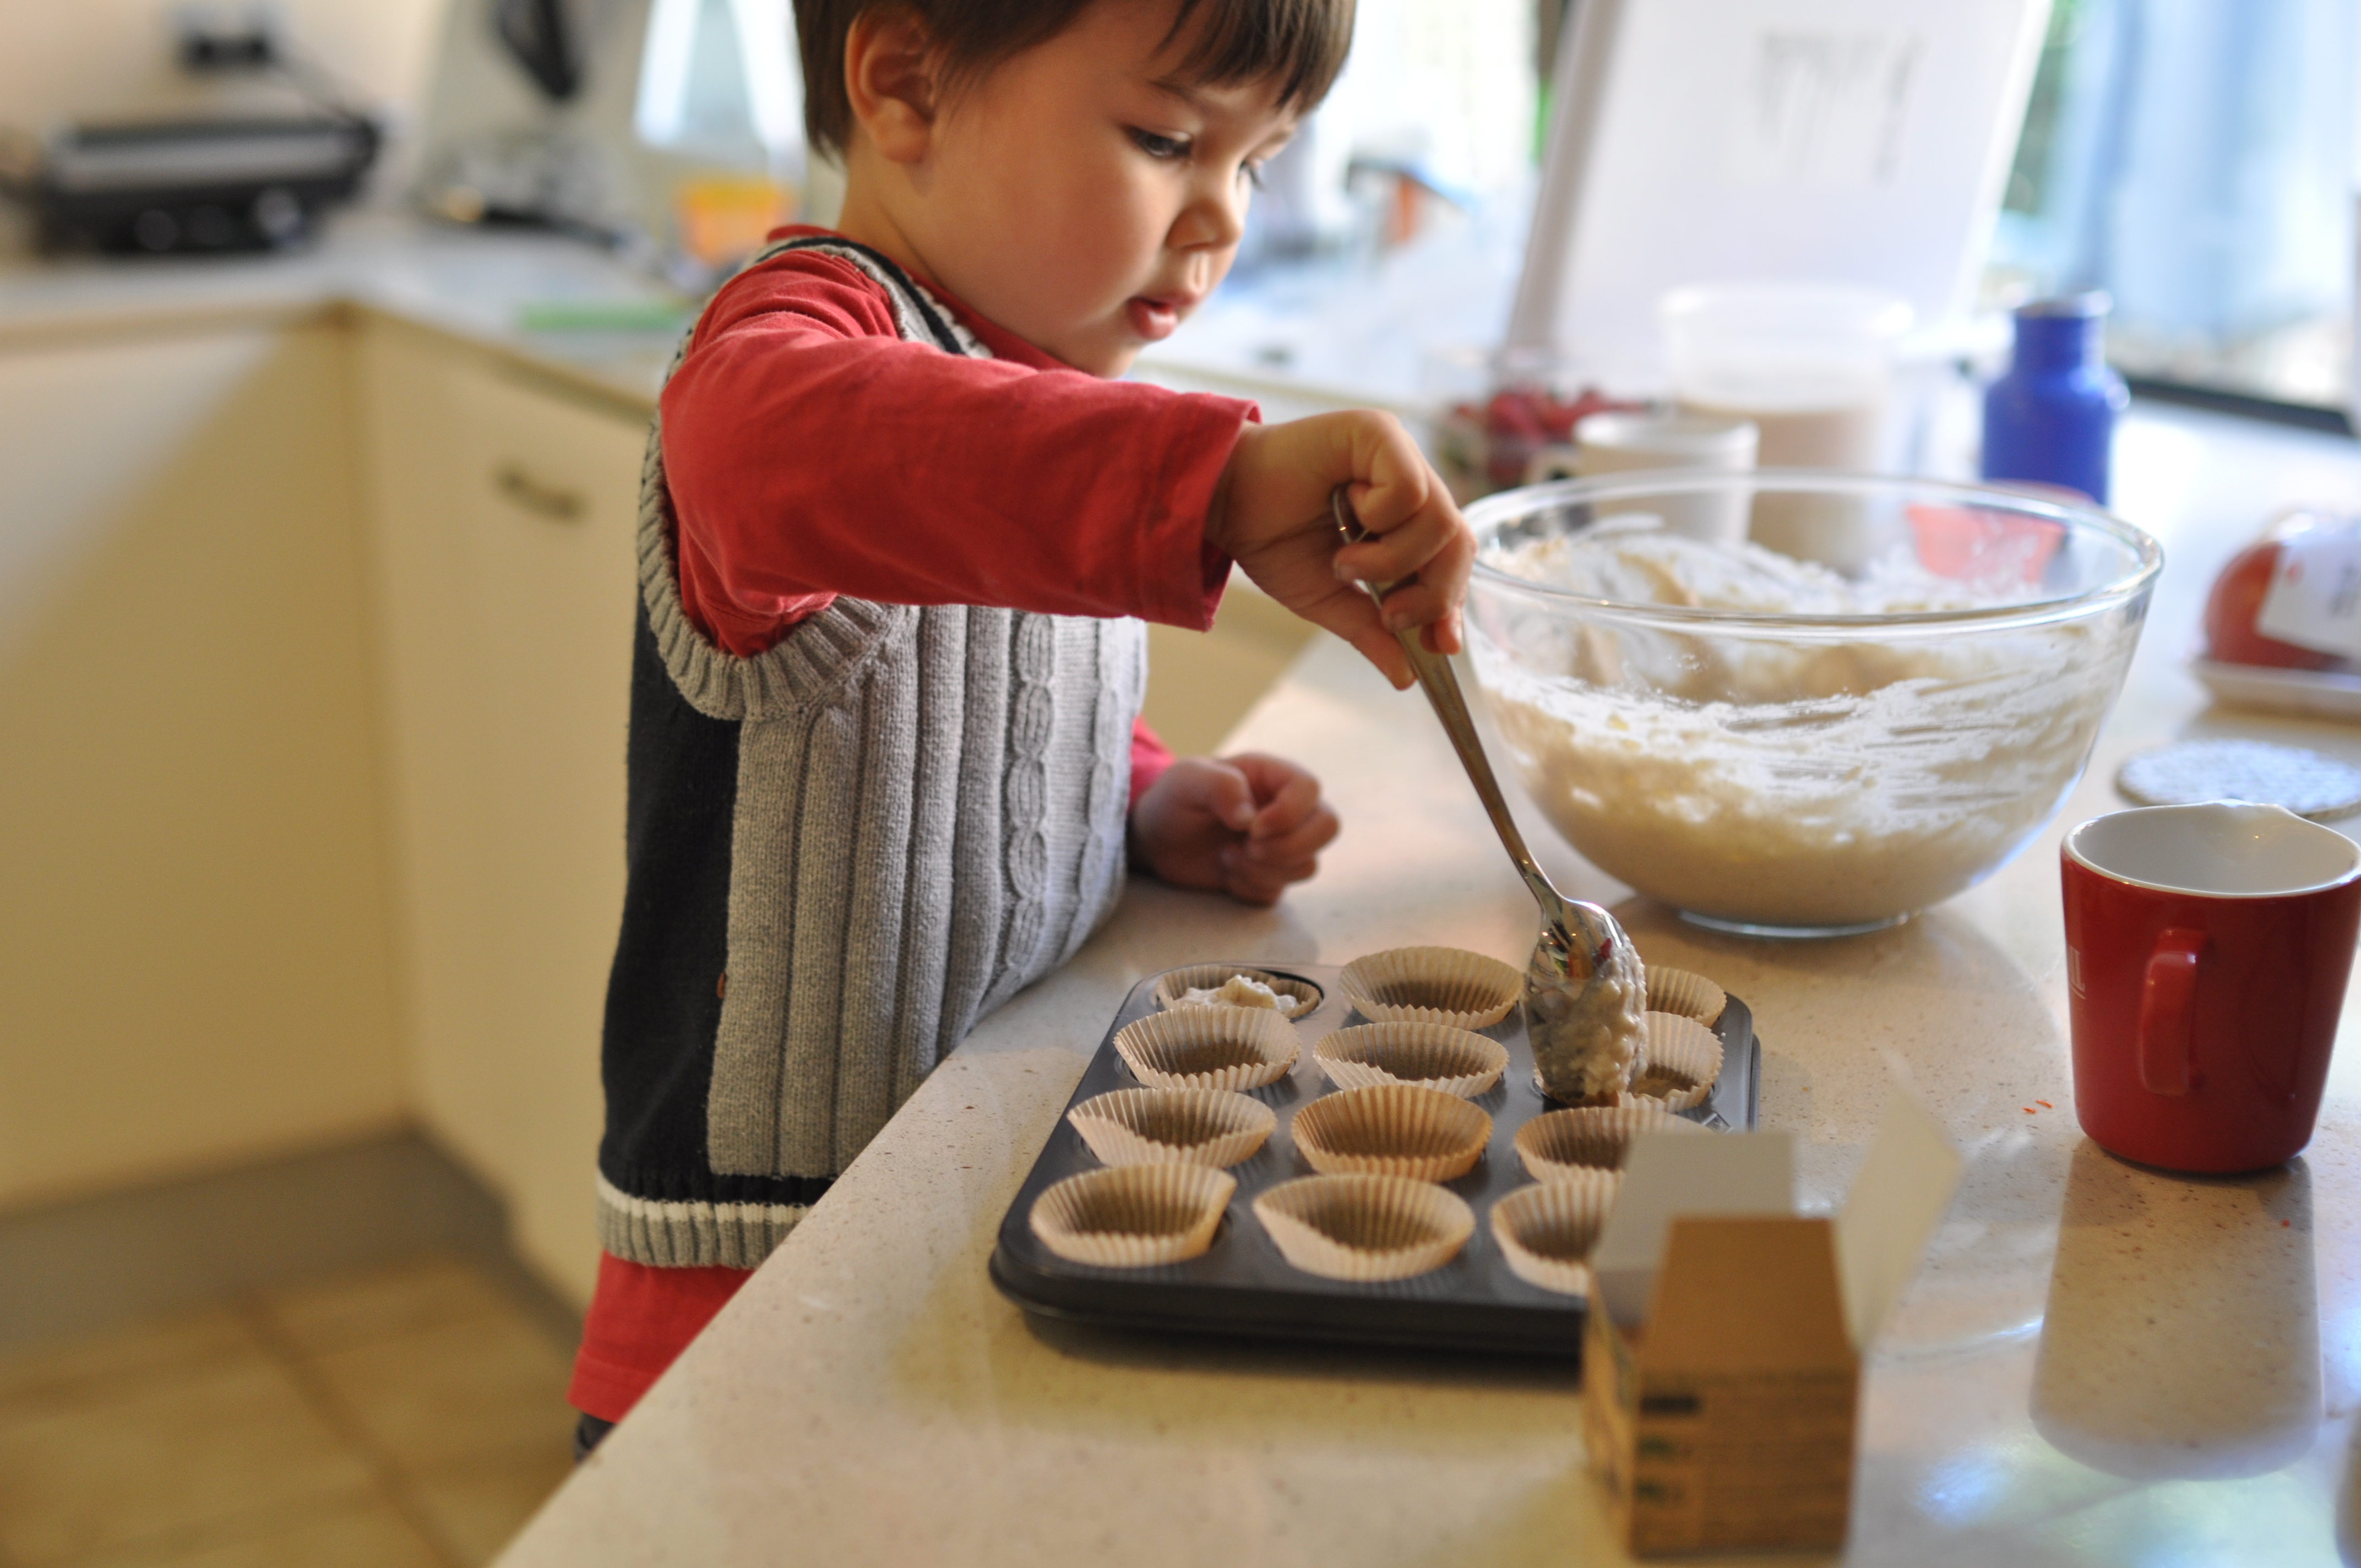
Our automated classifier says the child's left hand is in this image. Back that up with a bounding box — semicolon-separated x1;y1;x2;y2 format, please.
1129;754;1340;907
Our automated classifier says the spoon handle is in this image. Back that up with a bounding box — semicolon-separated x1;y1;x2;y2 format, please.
1330;488;1564;916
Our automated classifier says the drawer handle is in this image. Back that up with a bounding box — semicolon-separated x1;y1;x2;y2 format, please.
494;464;585;521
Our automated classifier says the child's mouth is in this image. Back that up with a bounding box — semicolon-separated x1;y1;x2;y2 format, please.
1127;297;1183;341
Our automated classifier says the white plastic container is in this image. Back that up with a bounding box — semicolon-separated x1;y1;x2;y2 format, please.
1565;410;1759;545
1662;284;1912;569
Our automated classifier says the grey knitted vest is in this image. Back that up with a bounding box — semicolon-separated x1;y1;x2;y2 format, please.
594;236;1144;1267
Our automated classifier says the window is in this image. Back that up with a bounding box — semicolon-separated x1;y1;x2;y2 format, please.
634;0;801;177
1990;0;2357;415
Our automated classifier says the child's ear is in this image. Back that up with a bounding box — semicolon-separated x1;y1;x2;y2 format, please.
844;7;939;165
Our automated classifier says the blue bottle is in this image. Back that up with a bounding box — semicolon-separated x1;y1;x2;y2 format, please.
1981;293;2129;505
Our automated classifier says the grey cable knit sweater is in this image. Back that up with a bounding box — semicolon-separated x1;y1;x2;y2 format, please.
594;236;1144;1268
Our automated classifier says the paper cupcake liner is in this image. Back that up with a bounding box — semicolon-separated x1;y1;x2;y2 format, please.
1152;964;1321;1020
1029;1163;1235;1267
1646;966;1727;1026
1112;1006;1299;1092
1253;1174;1476;1282
1312;1022;1509;1098
1289;1084;1493;1182
1336;947;1520;1030
1067;1088;1277;1169
1489;1172;1620;1297
1622;1012;1724;1112
1514;1103;1706;1182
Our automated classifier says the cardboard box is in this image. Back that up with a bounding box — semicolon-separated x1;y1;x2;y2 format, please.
1584;1090;1961;1556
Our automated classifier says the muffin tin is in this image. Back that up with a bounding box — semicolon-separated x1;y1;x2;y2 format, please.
988;961;1758;1357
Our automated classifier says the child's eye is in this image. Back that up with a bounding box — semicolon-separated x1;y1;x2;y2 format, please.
1127;128;1192;161
1240;161;1267;190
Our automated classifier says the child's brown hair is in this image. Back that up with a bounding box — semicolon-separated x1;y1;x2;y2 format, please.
795;0;1354;159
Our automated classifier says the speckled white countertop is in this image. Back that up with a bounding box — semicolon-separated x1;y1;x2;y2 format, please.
0;204;1415;425
48;216;2361;1562
470;396;2361;1564
0;208;682;410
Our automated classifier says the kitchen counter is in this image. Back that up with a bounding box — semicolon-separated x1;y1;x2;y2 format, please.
488;399;2361;1563
21;209;2361;1562
0;206;1466;429
0;208;1410;425
0;208;682;412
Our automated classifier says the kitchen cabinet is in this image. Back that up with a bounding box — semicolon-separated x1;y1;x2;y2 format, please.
0;316;406;1208
355;315;644;1306
0;218;1328;1309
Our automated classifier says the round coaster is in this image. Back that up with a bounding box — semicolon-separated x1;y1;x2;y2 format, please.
2115;739;2361;821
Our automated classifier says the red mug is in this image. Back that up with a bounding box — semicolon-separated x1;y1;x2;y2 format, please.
2062;802;2361;1172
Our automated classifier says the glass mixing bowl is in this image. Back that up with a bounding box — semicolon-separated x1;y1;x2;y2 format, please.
1464;470;2163;937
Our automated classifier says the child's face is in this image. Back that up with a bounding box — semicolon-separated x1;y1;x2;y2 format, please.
902;2;1298;377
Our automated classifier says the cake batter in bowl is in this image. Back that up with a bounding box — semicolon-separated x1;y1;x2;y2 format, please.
1465;471;2162;937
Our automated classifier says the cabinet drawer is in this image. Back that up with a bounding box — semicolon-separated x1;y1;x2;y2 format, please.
444;362;647;731
451;361;646;1304
358;321;653;1306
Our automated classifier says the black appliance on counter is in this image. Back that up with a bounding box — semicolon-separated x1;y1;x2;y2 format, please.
1;114;379;254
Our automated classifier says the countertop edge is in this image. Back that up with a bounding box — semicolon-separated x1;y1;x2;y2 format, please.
0;211;672;414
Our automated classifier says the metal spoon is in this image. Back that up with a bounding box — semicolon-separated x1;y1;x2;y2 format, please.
1330;486;1648;1104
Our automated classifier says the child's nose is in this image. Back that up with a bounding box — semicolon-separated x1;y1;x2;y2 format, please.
1171;173;1248;253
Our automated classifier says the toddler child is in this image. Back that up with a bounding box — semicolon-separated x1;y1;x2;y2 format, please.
567;0;1475;1450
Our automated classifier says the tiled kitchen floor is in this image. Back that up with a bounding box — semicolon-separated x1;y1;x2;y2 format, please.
0;1255;577;1567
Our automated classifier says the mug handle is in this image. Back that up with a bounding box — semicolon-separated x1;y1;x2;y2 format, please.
2138;928;2207;1096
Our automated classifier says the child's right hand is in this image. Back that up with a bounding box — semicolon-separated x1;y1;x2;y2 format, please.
1208;412;1476;690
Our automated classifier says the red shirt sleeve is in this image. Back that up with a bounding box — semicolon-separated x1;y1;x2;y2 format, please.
661;232;1252;657
1129;715;1176;808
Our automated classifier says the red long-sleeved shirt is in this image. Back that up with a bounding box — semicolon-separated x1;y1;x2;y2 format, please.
570;229;1255;1425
